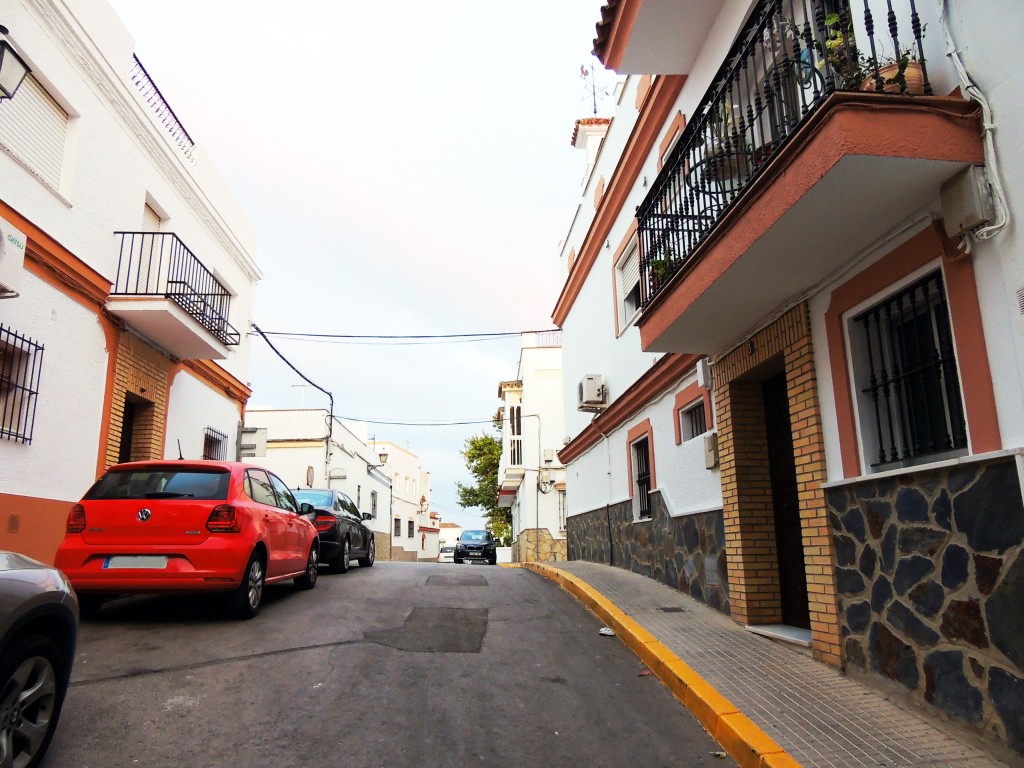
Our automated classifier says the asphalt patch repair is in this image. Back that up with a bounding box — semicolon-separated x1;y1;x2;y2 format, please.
365;607;487;653
425;574;488;587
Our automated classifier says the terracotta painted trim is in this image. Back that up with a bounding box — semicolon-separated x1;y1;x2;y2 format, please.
658;111;686;171
824;224;999;477
95;313;122;479
594;176;606;210
553;74;687;327
602;0;642;72
638;94;984;350
0;200;111;310
634;75;652;110
673;382;712;445
626;418;656;494
559;352;701;464
611;220;639;336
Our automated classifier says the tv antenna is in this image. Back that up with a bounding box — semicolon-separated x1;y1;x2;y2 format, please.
580;62;612;115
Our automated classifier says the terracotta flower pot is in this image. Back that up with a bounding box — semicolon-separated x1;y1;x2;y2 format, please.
860;61;925;95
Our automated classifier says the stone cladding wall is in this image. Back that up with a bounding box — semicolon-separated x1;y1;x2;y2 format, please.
567;491;729;614
513;528;568;563
389;545;418;562
827;456;1024;754
375;532;392;561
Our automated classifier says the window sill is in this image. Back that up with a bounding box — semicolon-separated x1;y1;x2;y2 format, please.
823;447;1024;490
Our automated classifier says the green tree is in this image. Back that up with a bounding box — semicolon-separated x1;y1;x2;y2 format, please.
456;421;511;545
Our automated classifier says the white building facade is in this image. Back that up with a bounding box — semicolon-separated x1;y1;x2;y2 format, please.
557;0;1024;752
370;440;433;561
497;332;568;562
241;408;393;557
0;1;259;563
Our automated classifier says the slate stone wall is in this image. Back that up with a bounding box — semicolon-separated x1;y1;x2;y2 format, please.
566;491;729;614
827;457;1024;754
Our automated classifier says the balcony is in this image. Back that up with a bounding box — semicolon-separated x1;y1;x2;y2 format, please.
498;437;526;507
635;0;984;354
106;232;240;360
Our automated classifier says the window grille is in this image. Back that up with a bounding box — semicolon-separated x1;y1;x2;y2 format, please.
558;490;567;531
371;490;378;518
408;520;415;538
202;426;228;460
854;271;966;466
633;437;652;519
681;402;707;441
0;325;43;444
394;518;401;537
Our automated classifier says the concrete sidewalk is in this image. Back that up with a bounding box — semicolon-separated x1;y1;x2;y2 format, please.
520;560;1013;768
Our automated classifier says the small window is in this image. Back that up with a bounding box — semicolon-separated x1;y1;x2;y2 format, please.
633;437;652;520
680;402;707;442
852;271;967;467
558;489;567;531
408;520;415;538
371;490;378;518
616;244;641;328
0;325;43;444
394;517;401;537
202;426;227;460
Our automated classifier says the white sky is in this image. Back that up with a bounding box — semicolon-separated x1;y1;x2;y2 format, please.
106;0;617;529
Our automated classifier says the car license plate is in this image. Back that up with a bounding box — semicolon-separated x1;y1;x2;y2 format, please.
103;556;168;569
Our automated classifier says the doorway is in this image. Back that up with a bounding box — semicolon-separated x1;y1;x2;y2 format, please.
762;372;810;629
118;393;154;464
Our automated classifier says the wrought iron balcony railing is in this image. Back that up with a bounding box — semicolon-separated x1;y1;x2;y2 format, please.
130;56;195;162
637;0;931;308
112;232;240;346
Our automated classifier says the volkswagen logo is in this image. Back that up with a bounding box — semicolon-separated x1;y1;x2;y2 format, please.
136;508;152;523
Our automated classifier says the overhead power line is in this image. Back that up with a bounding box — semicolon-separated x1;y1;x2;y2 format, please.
251;328;559;341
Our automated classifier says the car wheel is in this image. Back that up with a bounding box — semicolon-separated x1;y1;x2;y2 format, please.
294;545;319;590
335;538;351;574
488;557;497;565
77;595;105;620
357;537;375;568
229;551;265;620
0;633;67;768
453;558;463;564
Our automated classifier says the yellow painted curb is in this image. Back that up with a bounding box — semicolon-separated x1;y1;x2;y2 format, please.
522;562;805;768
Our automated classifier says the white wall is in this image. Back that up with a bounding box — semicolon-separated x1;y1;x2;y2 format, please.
165;370;242;462
0;271;107;501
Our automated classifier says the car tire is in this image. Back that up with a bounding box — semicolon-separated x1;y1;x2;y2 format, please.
335;538;351;574
0;633;67;768
294;545;319;590
488;557;497;565
357;537;375;568
229;551;265;620
77;595;105;620
453;558;463;564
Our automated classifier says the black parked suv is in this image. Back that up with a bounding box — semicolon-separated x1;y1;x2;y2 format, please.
454;530;497;565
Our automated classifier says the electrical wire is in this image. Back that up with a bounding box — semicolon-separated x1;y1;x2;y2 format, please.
252;329;559;340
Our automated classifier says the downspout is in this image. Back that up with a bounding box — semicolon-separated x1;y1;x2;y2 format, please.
601;428;614;566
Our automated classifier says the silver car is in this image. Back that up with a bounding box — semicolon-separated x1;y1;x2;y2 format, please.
0;551;79;768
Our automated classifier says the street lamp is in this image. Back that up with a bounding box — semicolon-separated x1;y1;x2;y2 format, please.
0;26;31;101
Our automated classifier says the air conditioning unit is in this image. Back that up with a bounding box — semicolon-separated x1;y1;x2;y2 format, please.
0;217;27;299
577;375;608;412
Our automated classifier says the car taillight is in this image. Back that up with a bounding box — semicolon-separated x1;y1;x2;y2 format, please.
66;504;86;533
313;514;335;533
206;505;241;533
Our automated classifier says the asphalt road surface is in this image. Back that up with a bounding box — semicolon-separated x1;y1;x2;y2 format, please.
48;562;732;768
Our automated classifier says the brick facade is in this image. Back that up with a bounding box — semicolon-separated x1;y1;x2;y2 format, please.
105;332;171;469
714;303;840;664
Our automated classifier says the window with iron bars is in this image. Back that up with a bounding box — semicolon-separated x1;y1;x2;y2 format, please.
202;426;228;460
853;271;967;468
394;517;401;537
0;325;44;444
408;520;415;538
680;401;708;442
633;437;652;520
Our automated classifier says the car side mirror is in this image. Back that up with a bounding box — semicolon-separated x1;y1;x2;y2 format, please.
299;502;315;514
361;512;372;521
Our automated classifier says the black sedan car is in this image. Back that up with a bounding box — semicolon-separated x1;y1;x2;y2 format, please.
454;530;497;565
293;489;375;573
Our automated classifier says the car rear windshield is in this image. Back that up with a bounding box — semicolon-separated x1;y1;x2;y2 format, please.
85;468;230;501
294;490;333;507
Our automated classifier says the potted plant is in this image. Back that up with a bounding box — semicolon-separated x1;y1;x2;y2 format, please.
817;11;926;95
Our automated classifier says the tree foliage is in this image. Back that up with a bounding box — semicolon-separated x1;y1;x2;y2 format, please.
456;420;511;544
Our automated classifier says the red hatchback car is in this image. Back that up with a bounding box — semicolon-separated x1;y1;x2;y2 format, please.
54;460;320;619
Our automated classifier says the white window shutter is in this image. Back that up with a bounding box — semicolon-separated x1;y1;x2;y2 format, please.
0;76;68;188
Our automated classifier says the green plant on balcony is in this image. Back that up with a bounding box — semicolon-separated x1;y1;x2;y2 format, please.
648;248;677;286
817;11;925;94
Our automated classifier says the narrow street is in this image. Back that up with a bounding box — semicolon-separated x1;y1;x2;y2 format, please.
48;563;732;768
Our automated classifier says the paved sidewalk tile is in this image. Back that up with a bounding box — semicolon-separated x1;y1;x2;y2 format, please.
548;561;1011;768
